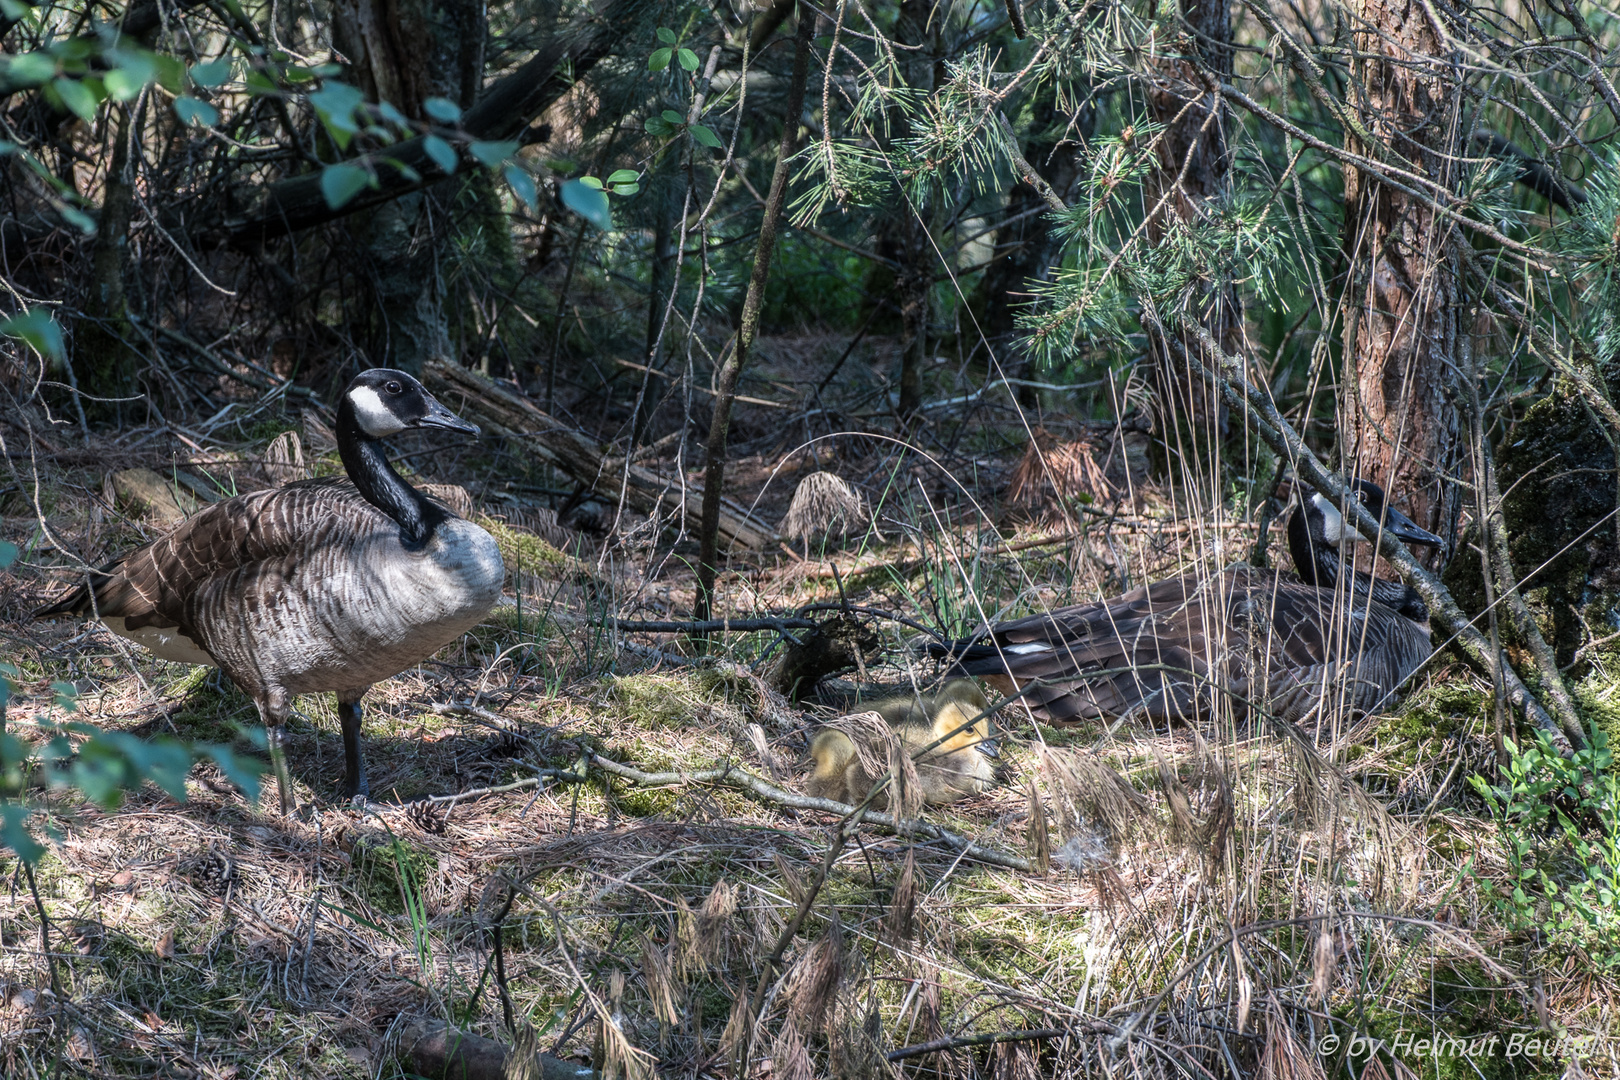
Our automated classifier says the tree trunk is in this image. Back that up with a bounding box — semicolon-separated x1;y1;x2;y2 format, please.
333;0;486;374
882;0;936;424
693;3;814;622
1340;0;1463;547
77;106;138;419
979;91;1092;404
1144;0;1237;480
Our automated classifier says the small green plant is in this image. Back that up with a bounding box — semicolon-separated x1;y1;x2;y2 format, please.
1470;730;1620;968
0;543;263;862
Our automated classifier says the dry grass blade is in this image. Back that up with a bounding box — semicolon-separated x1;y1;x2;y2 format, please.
781;471;869;544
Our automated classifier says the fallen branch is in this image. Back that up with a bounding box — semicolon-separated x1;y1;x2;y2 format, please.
585;751;1032;871
422;360;774;550
887;1027;1083;1061
612;616;819;633
395;1017;597;1080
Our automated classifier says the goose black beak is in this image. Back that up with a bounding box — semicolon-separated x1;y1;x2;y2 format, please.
1382;506;1443;548
414;399;481;436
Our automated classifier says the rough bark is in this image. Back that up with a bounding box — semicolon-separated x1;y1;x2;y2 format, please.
209;0;654;247
76;107;138;415
884;0;937;424
331;0;485;375
692;4;814;622
1143;0;1237;477
1340;0;1463;548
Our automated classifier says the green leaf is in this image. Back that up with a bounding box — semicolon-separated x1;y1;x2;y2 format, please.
661;109;682;124
153;54;187;94
647;47;671;72
309;82;364;150
559;178;611;230
0;0;32;20
243;68;277;96
282;65;316;83
103;67;144;101
677;48;700;72
386;158;421;182
607;169;640;184
5;53;55;88
689;123;722;149
423;96;461;124
421;134;458;175
197;745;263;803
319;162;371;209
52;76;100;121
104;48;156;101
504;164;537;210
0;308;63;361
190;58;232;88
0;540;15;569
0;804;43;864
376;101;408;129
656;26;677;43
172;95;219;128
578;175;603;189
610;182;639;196
467;140;519;168
60;205;94;233
644;115;673;137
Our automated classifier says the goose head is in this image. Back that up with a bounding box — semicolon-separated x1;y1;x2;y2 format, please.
338;369;480;441
335;369;480;548
1286;479;1443;621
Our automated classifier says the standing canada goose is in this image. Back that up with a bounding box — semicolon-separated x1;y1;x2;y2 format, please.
930;480;1444;725
35;369;504;812
806;680;1003;808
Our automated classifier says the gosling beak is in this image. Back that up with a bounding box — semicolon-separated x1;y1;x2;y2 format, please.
414;396;481;436
1382;506;1444;548
975;738;1001;759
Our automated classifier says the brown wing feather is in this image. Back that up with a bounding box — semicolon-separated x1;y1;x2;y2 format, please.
953;566;1430;724
35;479;382;642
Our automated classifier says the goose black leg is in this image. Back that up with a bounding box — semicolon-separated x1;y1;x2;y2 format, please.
337;690;370;801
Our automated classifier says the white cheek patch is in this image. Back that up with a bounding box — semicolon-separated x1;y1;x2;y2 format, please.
1006;642;1054;654
348;385;406;437
1312;493;1366;544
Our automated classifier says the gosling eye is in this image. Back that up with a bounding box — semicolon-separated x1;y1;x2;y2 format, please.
385;380;403;395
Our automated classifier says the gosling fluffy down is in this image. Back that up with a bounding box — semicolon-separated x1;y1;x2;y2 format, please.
806;680;1003;808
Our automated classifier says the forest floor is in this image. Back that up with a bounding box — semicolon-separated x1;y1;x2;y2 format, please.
0;341;1610;1079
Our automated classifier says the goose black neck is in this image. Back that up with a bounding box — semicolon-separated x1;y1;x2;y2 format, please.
336;411;445;550
1287;505;1429;622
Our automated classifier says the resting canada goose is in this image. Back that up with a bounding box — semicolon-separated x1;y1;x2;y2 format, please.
35;369;504;812
930;481;1443;725
806;680;1003;808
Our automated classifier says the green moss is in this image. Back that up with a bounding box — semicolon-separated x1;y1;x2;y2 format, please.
477;517;568;575
608;671;746;734
1332;966;1552;1080
1573;670;1620;760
